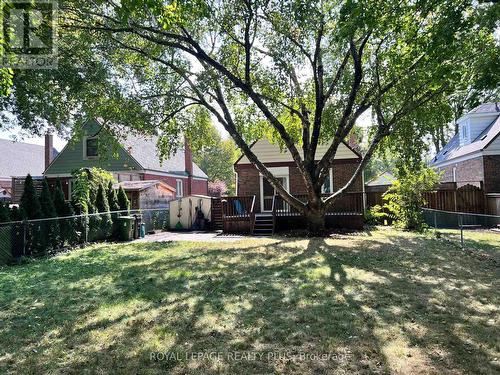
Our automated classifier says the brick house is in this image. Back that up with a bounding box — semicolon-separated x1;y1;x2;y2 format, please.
234;139;363;212
224;138;364;233
430;103;500;193
42;119;208;204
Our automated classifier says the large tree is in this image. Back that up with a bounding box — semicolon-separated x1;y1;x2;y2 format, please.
3;0;499;231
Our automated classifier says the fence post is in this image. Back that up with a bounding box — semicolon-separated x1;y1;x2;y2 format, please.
434;210;437;229
459;214;464;249
22;219;27;257
84;216;88;243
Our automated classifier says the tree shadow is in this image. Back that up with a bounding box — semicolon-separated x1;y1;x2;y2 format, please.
0;232;498;374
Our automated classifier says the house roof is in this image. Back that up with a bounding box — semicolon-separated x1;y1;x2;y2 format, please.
467;102;500;114
113;180;176;192
121;133;207;179
366;171;396;187
0;138;58;179
431;109;500;166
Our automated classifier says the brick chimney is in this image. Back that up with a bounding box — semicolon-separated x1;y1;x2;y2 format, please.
185;137;193;195
45;133;54;170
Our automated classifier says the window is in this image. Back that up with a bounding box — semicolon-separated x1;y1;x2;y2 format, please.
461;125;468;143
176;179;183;197
321;169;332;194
85;137;98;159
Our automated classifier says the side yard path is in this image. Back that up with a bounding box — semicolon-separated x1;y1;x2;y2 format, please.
0;228;498;374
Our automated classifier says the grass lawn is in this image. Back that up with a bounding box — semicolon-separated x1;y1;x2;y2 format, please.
0;228;498;374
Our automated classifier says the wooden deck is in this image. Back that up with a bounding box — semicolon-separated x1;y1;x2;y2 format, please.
220;193;364;234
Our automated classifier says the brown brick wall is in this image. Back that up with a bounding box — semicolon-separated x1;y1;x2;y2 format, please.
235;161;363;212
437;156;484;185
483;155;500;193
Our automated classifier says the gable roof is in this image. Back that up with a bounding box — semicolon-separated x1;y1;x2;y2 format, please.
366;171;396;187
121;133;207;179
44;119;208;179
0;138;58;178
431;107;500;166
235;138;361;165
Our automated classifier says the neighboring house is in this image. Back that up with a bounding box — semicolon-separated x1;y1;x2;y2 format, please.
365;171;396;208
42;119;208;202
0;137;58;202
430;103;500;193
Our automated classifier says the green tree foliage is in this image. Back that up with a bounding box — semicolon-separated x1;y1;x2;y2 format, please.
39;179;60;249
192;123;238;194
53;180;77;246
95;183;113;239
10;206;21;221
3;1;498;231
117;186;130;214
383;167;440;231
0;202;10;223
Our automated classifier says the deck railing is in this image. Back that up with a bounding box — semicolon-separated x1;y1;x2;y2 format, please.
221;195;256;233
273;192;364;216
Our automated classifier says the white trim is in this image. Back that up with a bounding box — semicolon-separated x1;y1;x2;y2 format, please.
83;136;99;160
452;167;457;182
321;168;333;194
258;166;289;176
176;179;184;197
260;173;289;212
192;176;208;181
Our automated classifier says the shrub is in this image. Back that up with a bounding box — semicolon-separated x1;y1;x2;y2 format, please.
53;180;77;246
19;174;43;255
95;183;113;239
383;166;439;231
39;179;60;249
364;205;387;225
117;186;130;213
0;202;10;223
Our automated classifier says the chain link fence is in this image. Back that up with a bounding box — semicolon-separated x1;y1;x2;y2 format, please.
0;208;169;265
422;207;500;248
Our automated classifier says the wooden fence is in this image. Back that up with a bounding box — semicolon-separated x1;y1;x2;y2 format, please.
422;184;485;214
366;182;486;214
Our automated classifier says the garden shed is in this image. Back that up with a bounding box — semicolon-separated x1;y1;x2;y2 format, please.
113;180;176;209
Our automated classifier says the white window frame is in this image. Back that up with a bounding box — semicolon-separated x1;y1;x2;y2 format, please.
259;167;289;212
83;136;99;160
321;168;334;194
176;179;184;198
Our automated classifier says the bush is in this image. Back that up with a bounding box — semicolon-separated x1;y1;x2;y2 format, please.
383;166;439;231
95;183;113;239
39;179;60;250
19;174;43;255
53;180;77;246
364;205;387;225
117;186;130;213
0;202;10;223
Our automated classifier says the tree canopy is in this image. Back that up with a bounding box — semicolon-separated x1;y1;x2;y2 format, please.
1;0;499;230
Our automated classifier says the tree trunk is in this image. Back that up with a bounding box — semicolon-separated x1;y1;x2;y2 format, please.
304;204;326;235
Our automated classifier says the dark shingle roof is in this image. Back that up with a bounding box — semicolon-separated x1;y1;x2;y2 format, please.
431;114;500;165
0;138;58;178
468;102;500;114
366;171;396;187
121;133;208;179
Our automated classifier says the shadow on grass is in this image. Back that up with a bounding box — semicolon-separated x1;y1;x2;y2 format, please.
0;231;498;374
